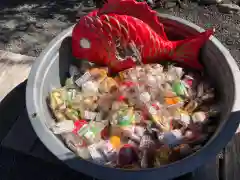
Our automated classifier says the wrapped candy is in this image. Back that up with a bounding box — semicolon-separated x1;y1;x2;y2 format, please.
135;66;145;78
192;111;207;124
82;96;98;111
76;121;103;145
99;77;118;93
184;130;195;140
82;80;99;96
151;64;163;76
184;100;199;113
158;129;184;147
134;111;146;124
65;89;77;103
122;126;141;143
172;80;188;97
51;120;75;134
70;92;83;106
147;105;171;132
134;126;145;137
64;108;80;122
89;68;108;83
162;83;176;98
139;92;151;104
182;75;194;88
88;143;107;164
52;110;67;122
109;136;121;149
164;96;182;106
173;110;191;127
119;71;129;80
165;66;184;82
69;65;80;77
151;115;171;132
65;77;78;89
49;90;66;110
97;140;119;162
116;107;135;127
123;68;138;82
145;74;157;87
61;132;90;159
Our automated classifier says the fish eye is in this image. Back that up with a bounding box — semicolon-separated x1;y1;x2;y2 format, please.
80;38;91;49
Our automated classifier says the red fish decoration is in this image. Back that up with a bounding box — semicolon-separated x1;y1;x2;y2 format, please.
72;0;214;73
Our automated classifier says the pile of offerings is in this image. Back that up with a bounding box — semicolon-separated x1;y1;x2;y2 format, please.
47;62;219;169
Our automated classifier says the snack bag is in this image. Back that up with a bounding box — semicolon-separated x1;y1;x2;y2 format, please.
61;132;91;159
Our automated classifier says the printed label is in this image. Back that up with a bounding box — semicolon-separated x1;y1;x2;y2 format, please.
84;130;95;140
77;124;88;136
75;71;91;87
84;111;97;120
72;120;88;134
95;112;102;122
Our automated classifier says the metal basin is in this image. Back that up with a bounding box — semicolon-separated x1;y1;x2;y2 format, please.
26;13;240;180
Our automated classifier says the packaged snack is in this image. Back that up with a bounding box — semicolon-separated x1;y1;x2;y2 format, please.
61;132;90;159
88;143;107;164
51;120;75;134
118;144;139;166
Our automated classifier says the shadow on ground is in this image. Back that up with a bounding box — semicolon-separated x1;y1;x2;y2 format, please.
0;0;95;57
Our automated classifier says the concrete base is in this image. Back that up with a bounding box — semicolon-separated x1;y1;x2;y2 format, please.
0;50;35;101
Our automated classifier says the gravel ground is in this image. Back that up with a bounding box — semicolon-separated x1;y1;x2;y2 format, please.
0;0;239;66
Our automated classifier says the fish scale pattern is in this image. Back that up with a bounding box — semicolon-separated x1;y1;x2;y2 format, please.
80;14;173;61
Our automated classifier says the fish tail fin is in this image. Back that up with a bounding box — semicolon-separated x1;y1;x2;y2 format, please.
170;28;214;70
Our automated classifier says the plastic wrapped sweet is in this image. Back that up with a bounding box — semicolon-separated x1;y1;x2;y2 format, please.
61;132;91;159
47;63;219;169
